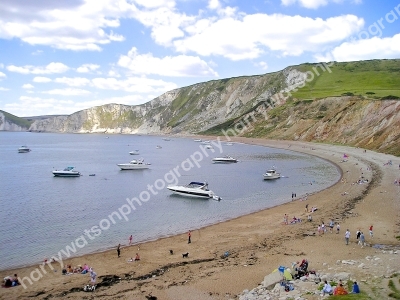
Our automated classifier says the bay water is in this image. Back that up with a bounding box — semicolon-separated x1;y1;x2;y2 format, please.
0;132;340;270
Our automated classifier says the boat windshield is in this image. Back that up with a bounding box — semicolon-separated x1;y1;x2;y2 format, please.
64;167;75;171
187;182;208;189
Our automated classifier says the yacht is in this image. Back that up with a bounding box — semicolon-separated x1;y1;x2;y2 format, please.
129;150;140;155
167;181;215;199
52;167;81;177
263;168;281;180
212;155;238;163
117;159;150;170
18;146;31;153
194;139;202;142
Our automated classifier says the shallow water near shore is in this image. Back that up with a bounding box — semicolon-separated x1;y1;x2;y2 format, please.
0;132;340;270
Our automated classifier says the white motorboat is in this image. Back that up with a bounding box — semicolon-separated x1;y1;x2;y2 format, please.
201;140;210;145
212;155;238;163
129;150;140;155
162;138;171;141
117;159;150;170
18;146;31;153
263;168;281;180
194;139;202;142
156;145;162;149
205;145;213;149
52;166;81;177
167;181;216;199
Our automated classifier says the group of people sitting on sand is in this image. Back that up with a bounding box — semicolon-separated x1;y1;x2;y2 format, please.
127;253;140;262
321;279;360;296
62;263;91;275
2;274;19;287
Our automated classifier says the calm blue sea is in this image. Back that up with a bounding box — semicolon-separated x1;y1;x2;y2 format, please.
0;132;340;270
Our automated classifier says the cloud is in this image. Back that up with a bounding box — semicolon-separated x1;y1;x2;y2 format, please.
7;62;69;74
54;77;91;87
255;61;268;70
315;34;400;62
91;76;178;93
22;84;34;89
42;88;91;96
76;64;100;73
280;0;358;9
117;47;218;77
0;71;6;79
0;87;9;91
33;77;52;83
173;13;364;60
0;0;129;51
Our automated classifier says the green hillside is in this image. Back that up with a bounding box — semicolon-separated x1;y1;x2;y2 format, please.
0;110;33;128
291;59;400;100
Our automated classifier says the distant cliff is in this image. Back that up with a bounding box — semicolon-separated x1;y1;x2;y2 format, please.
2;59;400;156
0;110;32;131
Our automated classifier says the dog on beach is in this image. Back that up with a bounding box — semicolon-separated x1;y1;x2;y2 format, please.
169;250;173;255
182;252;189;258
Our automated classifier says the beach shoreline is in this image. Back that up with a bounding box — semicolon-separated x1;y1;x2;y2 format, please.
1;137;399;300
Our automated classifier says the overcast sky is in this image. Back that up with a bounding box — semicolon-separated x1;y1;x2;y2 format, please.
1;0;399;117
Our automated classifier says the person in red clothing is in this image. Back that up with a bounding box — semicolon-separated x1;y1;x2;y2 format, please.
369;225;373;238
188;230;191;244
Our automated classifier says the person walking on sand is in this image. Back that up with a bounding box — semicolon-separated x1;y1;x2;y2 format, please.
345;229;350;245
188;230;192;244
305;204;308;213
336;223;340;234
369;225;373;238
90;268;97;287
117;244;121;257
329;219;334;233
129;235;133;246
359;232;366;248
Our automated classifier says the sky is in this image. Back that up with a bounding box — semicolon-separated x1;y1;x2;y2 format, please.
0;0;399;117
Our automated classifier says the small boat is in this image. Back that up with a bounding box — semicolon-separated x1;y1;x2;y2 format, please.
117;159;150;170
201;140;210;145
167;181;216;199
225;142;233;146
162;138;171;141
53;166;81;177
18;146;31;153
156;145;162;149
129;150;140;155
89;174;96;176
212;155;238;163
205;145;213;149
194;139;202;142
263;168;281;180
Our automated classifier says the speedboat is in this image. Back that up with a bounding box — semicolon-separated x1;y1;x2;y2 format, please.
205;145;213;149
117;159;150;170
201;140;210;145
263;168;281;180
194;139;202;142
162;138;171;141
156;145;162;149
52;166;81;177
212;155;238;163
167;181;215;199
18;146;31;153
129;150;140;155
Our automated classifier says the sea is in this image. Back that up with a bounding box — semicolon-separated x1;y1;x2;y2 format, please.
0;132;340;271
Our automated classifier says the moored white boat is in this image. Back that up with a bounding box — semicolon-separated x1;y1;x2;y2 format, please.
18;146;31;153
117;159;150;170
167;181;216;199
194;139;202;142
129;150;140;155
52;166;81;177
212;155;238;163
263;168;281;180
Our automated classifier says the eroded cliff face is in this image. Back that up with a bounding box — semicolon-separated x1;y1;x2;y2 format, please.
0;112;29;131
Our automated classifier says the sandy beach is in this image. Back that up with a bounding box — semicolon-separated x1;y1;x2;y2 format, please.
1;137;399;300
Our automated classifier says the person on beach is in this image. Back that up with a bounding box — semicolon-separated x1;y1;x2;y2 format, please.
369;225;373;238
345;229;350;245
356;229;361;240
188;230;192;244
321;280;333;296
117;244;121;258
283;214;288;225
134;253;140;261
321;222;325;234
129;235;133;246
351;281;360;294
90;268;97;287
359;232;366;248
336;223;340;234
305;204;308;213
329;219;334;233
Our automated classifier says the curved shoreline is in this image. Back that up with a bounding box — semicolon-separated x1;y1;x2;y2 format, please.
0;137;341;272
1;138;399;300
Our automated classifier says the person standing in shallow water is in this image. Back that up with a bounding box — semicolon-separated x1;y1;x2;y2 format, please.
188;230;191;244
117;244;121;257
